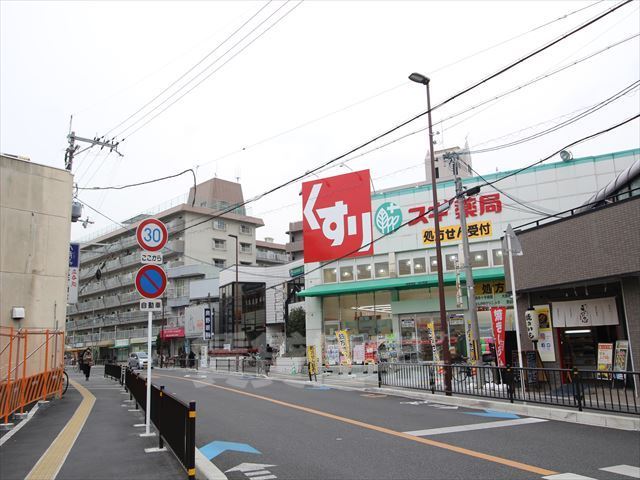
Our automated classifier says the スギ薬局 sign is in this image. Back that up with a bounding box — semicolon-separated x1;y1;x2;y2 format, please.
302;170;373;263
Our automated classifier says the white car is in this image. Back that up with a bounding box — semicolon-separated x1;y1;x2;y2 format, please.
128;352;149;370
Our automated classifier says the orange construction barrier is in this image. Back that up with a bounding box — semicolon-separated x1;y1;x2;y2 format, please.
0;327;65;424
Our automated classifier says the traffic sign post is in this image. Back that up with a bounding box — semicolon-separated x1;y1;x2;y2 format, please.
135;218;168;439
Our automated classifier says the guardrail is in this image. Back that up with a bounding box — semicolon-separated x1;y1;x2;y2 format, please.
104;363;122;382
125;369;196;479
209;357;271;375
378;363;639;415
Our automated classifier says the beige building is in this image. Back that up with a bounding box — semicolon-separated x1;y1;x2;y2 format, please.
0;153;73;331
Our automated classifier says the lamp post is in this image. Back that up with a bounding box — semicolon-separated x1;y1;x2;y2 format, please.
228;234;239;349
409;72;452;395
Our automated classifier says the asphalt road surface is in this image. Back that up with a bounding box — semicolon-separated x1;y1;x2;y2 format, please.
150;369;640;480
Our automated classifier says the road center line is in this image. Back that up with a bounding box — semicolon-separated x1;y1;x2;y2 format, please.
405;417;548;436
25;379;96;480
156;373;557;476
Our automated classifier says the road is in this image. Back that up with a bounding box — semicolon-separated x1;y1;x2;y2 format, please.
149;369;639;480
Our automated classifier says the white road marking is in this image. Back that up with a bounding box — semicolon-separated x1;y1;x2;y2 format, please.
245;472;271;477
405;417;547;436
251;476;276;480
543;474;598;479
600;465;640;478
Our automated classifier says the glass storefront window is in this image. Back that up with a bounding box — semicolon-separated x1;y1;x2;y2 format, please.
374;291;392;335
340;294;358;333
398;258;412;275
340;266;354;282
429;256;439;273
323;268;337;283
471;251;489;268
375;262;389;278
355;292;375;337
357;263;372;280
445;253;459;271
413;257;426;274
492;248;504;266
323;296;339;325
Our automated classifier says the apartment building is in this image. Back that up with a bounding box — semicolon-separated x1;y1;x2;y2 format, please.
66;177;264;361
256;237;290;266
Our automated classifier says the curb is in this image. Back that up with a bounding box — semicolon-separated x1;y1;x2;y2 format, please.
195;448;227;480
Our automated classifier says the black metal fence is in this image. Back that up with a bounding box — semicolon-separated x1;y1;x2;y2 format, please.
210;357;271;375
378;363;639;415
104;363;122;382
125;369;196;479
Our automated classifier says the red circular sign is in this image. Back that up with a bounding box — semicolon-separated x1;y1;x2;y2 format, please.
136;218;168;252
135;265;167;299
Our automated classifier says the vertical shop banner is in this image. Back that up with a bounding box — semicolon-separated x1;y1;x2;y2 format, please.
335;330;352;366
425;322;440;363
307;345;319;375
200;345;208;368
326;345;340;365
67;243;80;304
364;342;377;364
597;343;614;373
352;344;365;364
491;307;507;367
534;305;555;362
302;170;373;263
203;307;213;340
613;340;629;379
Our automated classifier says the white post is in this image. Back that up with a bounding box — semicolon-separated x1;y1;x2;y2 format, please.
506;233;526;393
142;310;154;437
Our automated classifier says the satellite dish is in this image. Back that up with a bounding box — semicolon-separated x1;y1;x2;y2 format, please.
560;150;573;162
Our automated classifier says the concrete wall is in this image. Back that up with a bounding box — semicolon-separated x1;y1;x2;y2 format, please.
0;155;72;331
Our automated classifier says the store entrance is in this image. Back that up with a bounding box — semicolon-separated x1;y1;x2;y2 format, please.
558;325;619;369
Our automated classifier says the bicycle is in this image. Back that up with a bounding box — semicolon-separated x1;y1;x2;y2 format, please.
62;369;70;396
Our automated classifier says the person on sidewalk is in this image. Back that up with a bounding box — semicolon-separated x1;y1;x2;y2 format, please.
188;350;196;369
80;348;93;380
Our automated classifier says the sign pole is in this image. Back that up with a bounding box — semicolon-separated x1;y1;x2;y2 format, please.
506;232;526;393
144;309;153;436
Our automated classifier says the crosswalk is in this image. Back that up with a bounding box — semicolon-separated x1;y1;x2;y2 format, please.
543;464;640;479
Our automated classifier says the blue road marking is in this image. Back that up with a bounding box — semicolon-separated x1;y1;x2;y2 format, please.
199;441;261;460
464;409;520;419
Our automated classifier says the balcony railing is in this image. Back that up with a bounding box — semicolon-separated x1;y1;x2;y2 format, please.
256;250;290;263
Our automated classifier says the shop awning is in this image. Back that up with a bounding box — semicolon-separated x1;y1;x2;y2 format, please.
298;267;505;298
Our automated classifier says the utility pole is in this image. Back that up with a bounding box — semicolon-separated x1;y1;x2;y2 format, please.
445;151;482;371
64;117;122;171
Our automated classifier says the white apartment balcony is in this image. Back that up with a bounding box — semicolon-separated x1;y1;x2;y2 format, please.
256;250;290;264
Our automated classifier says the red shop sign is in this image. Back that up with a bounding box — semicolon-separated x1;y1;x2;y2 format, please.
301;170;373;263
160;327;185;339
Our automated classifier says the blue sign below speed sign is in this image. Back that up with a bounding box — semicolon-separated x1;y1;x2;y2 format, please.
135;264;167;299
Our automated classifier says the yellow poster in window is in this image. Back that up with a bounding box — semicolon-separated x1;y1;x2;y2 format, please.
422;221;492;245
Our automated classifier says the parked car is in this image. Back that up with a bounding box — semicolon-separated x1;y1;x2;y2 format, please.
128;351;149;370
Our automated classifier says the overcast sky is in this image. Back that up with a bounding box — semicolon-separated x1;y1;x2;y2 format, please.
1;0;639;244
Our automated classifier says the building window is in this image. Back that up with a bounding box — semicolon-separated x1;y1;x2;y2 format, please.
445;253;459;271
435;167;439;179
375;262;389;278
212;239;226;250
340;266;354;281
213;258;226;268
471;251;489;268
356;263;372;280
430;256;440;273
240;242;252;254
413;257;426;273
398;259;412;276
213;219;226;231
323;268;337;283
492;248;504;266
240;224;252;235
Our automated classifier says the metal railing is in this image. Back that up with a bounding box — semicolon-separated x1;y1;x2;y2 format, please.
209;357;271;375
378;363;639;415
125;369;196;479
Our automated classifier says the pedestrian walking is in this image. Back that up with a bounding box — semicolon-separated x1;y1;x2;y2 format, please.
80;348;93;380
188;350;196;369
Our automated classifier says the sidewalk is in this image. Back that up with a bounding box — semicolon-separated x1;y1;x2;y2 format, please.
0;366;186;480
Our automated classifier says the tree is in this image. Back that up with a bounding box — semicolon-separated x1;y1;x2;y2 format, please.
286;307;306;355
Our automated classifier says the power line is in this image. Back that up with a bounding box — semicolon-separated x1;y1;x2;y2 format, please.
102;1;275;138
115;1;303;140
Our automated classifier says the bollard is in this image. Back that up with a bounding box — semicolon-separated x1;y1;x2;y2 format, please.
186;401;196;480
158;386;164;450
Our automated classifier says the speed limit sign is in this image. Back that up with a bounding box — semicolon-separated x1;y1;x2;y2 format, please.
136;218;168;252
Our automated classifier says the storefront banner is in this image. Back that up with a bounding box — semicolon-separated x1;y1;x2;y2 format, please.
597;343;614;377
533;304;555;362
200;345;208;368
364;342;377;364
161;327;185;339
422;220;492;245
307;345;319;374
425;322;440;363
115;339;129;348
302;170;373;263
67;243;80;304
184;305;205;337
614;340;629;372
524;308;539;341
491;307;507;367
326;345;340;365
552;297;619;328
352;344;365;364
335;330;352;366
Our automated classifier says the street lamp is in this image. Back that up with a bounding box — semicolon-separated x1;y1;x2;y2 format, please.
409;72;453;395
228;234;239;349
